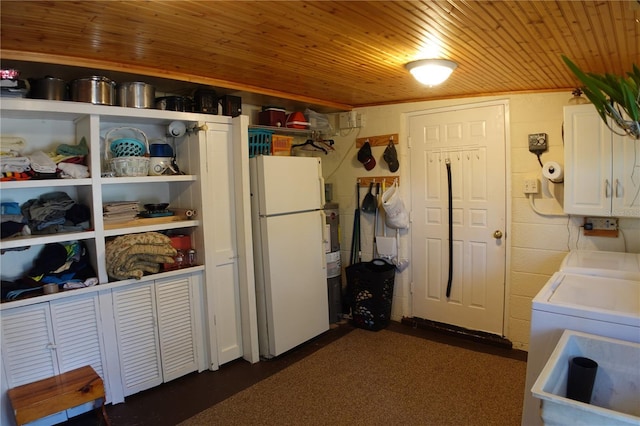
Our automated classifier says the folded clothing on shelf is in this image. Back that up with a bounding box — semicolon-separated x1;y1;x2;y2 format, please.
20;191;91;234
1;241;97;301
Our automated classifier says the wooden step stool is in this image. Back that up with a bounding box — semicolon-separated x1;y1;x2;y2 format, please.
7;365;109;426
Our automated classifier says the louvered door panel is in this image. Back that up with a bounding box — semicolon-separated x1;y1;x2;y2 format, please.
112;283;162;396
50;294;110;417
1;303;57;387
49;294;105;377
155;276;198;382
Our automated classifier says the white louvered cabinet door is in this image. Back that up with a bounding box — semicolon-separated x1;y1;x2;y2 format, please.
1;303;58;388
155;276;198;382
0;303;66;426
49;293;108;393
112;283;163;397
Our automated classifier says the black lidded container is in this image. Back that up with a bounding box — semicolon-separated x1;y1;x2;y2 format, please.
221;95;242;117
194;89;218;114
155;96;193;112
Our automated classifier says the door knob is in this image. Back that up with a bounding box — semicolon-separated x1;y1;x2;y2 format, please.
493;230;503;239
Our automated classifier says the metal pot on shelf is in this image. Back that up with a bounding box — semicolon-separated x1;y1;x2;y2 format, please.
70;76;116;105
28;76;67;100
116;82;155;108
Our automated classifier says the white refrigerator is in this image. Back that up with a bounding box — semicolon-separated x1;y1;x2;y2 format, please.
249;155;329;358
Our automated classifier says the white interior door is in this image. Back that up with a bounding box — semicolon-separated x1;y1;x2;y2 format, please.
409;102;507;335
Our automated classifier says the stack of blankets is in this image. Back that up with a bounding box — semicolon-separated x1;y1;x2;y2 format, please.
106;232;177;280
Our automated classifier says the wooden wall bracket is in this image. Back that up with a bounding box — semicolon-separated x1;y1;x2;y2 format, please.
357;176;399;187
356;133;398;148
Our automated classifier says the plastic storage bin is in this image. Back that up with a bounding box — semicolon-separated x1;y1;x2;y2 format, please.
532;330;640;426
346;259;395;331
271;134;293;156
248;129;273;157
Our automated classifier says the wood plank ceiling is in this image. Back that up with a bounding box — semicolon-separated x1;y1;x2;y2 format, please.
1;1;639;111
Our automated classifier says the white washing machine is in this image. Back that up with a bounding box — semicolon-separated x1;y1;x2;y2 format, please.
560;249;640;281
521;250;640;426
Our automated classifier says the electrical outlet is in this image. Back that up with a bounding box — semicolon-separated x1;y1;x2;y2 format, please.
584;217;619;231
338;111;364;129
338;112;351;129
528;133;548;153
523;178;539;194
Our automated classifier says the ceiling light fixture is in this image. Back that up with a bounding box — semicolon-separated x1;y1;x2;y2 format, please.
405;59;458;86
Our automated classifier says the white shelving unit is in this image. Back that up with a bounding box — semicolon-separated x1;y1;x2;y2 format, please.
0;98;259;425
0;98;219;282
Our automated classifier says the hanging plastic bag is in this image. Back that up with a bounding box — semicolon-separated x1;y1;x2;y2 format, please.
382;180;409;229
304;108;334;134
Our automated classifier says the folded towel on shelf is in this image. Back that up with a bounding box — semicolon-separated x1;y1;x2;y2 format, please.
103;201;140;223
0;154;30;173
103;212;139;223
56;137;89;156
58;162;89;179
103;201;140;213
0;136;27;155
28;150;57;173
105;232;177;280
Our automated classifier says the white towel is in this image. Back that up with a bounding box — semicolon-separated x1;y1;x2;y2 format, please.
0;136;27;154
0;154;31;173
58;162;90;179
28;150;57;173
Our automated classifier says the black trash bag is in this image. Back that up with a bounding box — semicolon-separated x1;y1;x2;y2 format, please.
346;259;395;331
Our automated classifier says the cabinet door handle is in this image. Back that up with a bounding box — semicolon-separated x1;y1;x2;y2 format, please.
46;343;57;351
615;179;620;198
605;179;611;198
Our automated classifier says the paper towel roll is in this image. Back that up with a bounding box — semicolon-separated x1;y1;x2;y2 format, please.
542;161;564;183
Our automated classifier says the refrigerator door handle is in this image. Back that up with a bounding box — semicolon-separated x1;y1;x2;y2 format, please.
320;210;327;269
318;161;326;206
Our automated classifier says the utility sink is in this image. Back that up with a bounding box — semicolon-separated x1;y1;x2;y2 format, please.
532;330;640;426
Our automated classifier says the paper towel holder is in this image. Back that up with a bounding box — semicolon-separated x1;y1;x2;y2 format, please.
542;161;564;183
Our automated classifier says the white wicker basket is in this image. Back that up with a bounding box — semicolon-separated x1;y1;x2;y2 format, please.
103;126;150;177
110;156;150;177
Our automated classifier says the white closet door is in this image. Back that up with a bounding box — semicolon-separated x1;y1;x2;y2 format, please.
203;123;243;365
156;276;198;382
112;283;162;396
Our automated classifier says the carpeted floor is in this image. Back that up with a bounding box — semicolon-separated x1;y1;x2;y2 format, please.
179;327;527;426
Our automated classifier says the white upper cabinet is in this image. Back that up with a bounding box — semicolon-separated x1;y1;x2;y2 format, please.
564;104;640;218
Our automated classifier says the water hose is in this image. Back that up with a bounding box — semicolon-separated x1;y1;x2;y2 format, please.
445;158;453;298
